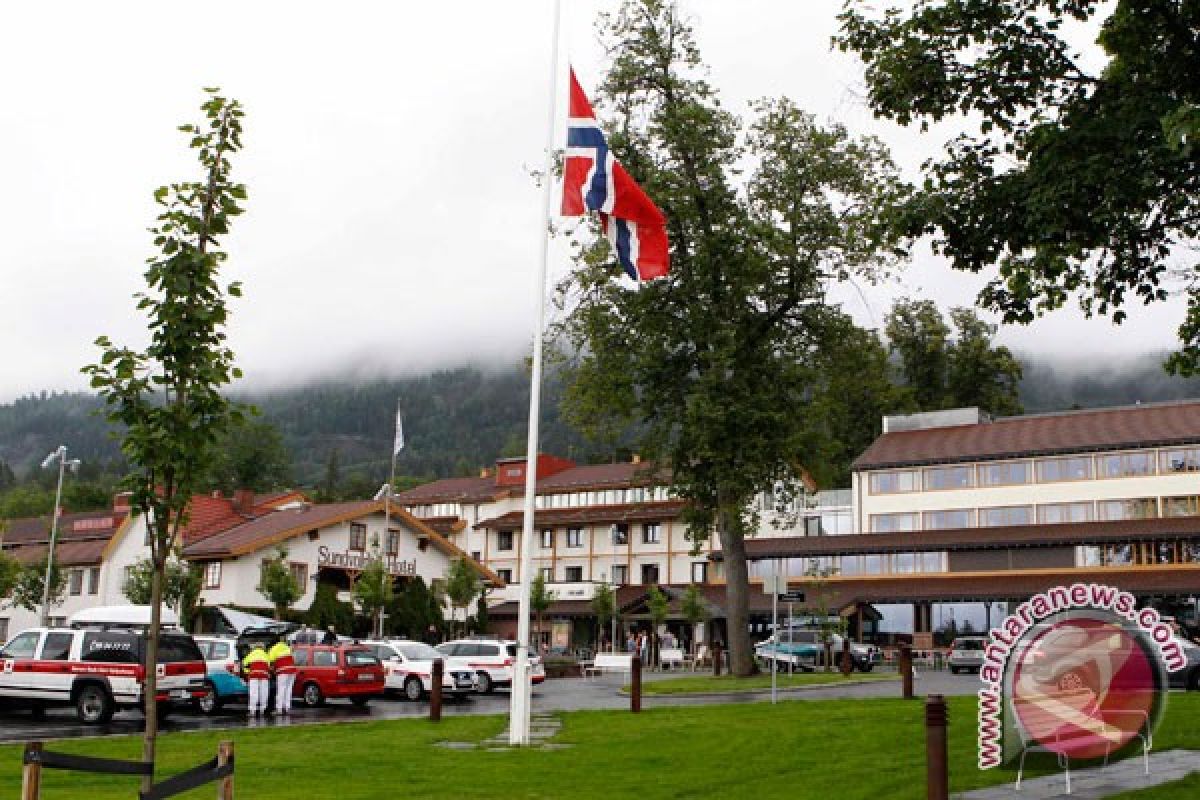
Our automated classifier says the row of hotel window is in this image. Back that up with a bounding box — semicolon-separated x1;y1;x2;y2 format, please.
494;523;664;551
869;447;1200;494
492;562;709;585
870;495;1200;533
192;560;309;592
404;487;675;518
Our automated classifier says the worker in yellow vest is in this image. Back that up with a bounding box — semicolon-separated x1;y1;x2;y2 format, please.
268;636;297;715
242;643;271;716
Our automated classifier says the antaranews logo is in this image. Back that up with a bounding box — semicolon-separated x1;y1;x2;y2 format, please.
977;583;1186;769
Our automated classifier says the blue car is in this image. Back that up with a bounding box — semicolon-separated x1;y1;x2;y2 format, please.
194;636;248;713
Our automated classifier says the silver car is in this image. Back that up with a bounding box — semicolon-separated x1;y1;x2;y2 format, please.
948;636;986;674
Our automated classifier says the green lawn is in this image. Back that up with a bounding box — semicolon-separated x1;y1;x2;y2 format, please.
3;694;1198;799
628;670;896;695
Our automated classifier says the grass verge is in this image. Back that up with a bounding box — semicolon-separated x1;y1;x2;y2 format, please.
626;670;895;695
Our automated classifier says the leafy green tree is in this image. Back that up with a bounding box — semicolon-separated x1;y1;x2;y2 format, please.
0;550;20;603
123;556;201;611
11;560;64;614
306;581;354;634
443;557;478;639
837;1;1200;373
647;585;669;667
257;547;302;621
206;417;291;493
0;460;16;491
680;583;708;665
803;565;842;673
319;447;340;502
885;299;951;410
529;572;555;649
591;582;616;652
0;486;56;519
555;0;906;676
352;540;393;637
82;90;248;785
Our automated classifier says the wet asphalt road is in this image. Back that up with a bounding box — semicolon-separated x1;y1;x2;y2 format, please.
0;670;980;744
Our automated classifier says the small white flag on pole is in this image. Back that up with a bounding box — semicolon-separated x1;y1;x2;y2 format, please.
393;406;405;455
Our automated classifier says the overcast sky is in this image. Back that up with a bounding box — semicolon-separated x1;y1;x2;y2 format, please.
0;1;1182;402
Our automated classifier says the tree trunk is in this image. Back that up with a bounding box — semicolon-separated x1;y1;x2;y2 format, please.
718;518;754;677
140;558;164;794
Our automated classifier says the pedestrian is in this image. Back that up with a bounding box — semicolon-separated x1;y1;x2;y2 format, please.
268;634;296;716
322;625;338;645
425;624;439;645
242;642;271;716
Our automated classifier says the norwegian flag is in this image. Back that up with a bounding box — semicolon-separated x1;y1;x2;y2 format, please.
561;69;670;281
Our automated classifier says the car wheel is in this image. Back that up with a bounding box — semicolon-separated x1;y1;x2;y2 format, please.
351;696;370;708
302;682;324;707
196;681;221;715
858;660;874;673
403;676;424;702
75;684;115;725
476;671;494;694
950;666;959;675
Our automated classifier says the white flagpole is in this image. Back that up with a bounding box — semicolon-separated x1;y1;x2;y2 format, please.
511;0;563;747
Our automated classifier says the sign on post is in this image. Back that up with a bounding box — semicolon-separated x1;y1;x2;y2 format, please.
778;591;805;603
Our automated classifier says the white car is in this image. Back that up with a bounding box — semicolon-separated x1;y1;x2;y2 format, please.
363;639;476;700
435;638;546;694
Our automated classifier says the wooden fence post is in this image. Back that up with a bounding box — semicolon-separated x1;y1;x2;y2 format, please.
630;655;642;713
925;694;948;800
21;742;42;800
712;643;722;677
900;644;913;699
217;740;234;800
430;658;443;722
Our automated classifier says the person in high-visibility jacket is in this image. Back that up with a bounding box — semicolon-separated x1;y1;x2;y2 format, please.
243;644;271;716
268;636;297;715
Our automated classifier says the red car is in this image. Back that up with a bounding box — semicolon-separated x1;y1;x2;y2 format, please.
292;644;385;707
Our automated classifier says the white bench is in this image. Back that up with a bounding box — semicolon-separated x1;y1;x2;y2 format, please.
582;653;634;679
659;648;688;670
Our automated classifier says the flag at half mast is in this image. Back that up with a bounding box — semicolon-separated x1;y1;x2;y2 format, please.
561;68;670;281
393;407;404;455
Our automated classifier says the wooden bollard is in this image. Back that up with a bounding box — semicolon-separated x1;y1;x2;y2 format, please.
430;658;443;722
630;655;642;713
925;694;948;800
712;643;722;677
900;644;913;699
217;740;235;800
21;742;42;800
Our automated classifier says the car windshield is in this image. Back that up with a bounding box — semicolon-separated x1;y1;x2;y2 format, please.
397;643;441;661
345;649;380;667
953;639;985;651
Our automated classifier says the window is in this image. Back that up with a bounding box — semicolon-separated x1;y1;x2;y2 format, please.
1036;456;1094;482
1097;498;1159;521
924;466;974;491
470;551;482;562
1038;502;1094;524
1077;546;1104;567
314;650;338;667
497;531;514;551
385;530;400;556
978;461;1031;487
868;470;920;494
87;567;100;595
691;562;708;583
0;619;7;644
68;569;83;596
1164;496;1200;518
566;528;584;548
918;552;944;572
540;529;553;549
640;563;660;585
289;562;308;589
612;524;629;546
923;510;972;530
978;506;1033;527
892;553;916;573
1161;448;1200;473
1097;451;1156;479
203;562;222;589
611;564;628;585
642;523;661;544
497;569;513;583
540;567;553;581
349;523;367;551
565;566;583;582
39;632;74;661
803;517;822;536
294;649;310;667
869;513;918;533
1;631;40;659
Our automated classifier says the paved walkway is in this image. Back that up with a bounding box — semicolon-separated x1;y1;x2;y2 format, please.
953;750;1200;799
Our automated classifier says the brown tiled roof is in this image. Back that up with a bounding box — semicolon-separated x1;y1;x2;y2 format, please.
475;501;687;531
1;510;126;546
853;400;1200;470
7;538;110;567
418;516;467;536
535;462;668;492
394;476;514;505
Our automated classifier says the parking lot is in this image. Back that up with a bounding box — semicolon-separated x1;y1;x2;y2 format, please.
0;669;982;744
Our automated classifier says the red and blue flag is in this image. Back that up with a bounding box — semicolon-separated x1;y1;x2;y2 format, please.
561;69;670;281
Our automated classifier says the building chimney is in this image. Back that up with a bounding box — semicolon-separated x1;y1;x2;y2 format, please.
112;492;132;512
233;488;255;513
631;453;641;465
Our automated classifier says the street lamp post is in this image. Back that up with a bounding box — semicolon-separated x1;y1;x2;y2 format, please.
40;445;81;626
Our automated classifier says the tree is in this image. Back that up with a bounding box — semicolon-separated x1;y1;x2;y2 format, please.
803;565;841;673
591;582;616;652
647;585;669;668
529;571;555;649
555;0;906;676
206;417;291;493
352;540;393;638
680;583;708;667
318;447;340;502
443;557;478;638
82;90;248;789
257;547;302;621
0;549;21;606
884;299;1023;416
123;557;201;612
0;460;16;491
11;560;64;614
306;581;354;634
837;2;1200;373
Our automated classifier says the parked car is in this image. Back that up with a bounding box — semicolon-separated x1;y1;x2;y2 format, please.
363;639;475;700
948;637;987;674
755;629;876;672
193;635;247;714
1167;638;1200;690
291;644;385;707
435;638;546;693
0;622;206;724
